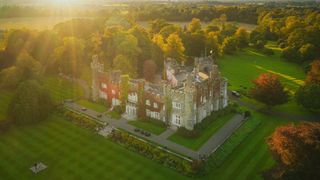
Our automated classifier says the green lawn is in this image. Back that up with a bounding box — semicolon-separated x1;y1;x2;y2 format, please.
199;112;292;180
218;47;312;116
77;99;107;113
169;113;235;150
0;114;186;180
0;90;14;121
43;77;83;104
128;120;167;135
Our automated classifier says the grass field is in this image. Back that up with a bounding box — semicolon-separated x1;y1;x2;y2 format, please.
128;120;167;135
0;90;14;121
0;17;92;30
199;112;292;180
0;114;185;180
43;77;83;104
77;99;107;113
217;47;312;116
169;113;235;150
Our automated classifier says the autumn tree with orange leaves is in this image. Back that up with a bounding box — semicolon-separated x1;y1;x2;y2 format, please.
306;60;320;85
266;122;320;179
250;73;289;107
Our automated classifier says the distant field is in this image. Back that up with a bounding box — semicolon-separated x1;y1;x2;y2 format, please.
0;17;257;31
0;17;93;30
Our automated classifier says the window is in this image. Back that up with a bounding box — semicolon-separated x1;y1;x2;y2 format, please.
128;93;138;103
112;89;116;95
101;83;107;89
173;101;182;109
99;91;107;100
146;109;151;116
154;112;160;119
153;102;158;108
146;99;151;106
175;115;181;125
172;114;181;126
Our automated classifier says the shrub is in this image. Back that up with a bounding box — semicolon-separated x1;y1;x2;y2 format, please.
262;48;274;56
108;129;203;176
61;109;102;131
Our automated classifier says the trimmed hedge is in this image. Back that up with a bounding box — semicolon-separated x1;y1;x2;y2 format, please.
60;109;103;131
109;129;203;176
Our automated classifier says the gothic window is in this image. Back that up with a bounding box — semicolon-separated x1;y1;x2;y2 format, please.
146;99;151;106
175;115;181;125
173;102;182;109
154;102;158;108
101;83;107;89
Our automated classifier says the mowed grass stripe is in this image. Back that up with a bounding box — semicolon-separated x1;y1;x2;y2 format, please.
199;112;291;180
0;114;186;180
0;90;14;121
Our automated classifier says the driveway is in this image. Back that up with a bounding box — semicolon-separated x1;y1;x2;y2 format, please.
64;102;246;160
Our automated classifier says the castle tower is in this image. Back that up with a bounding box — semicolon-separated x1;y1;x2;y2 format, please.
91;55;104;102
183;74;195;130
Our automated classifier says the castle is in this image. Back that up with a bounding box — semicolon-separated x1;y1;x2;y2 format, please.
91;55;228;130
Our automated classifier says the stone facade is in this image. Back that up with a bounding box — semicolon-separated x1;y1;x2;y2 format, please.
91;55;228;130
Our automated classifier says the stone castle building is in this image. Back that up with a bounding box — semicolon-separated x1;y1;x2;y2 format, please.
91;55;228;130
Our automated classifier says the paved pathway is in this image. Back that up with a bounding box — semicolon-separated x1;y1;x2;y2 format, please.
199;114;245;155
64;102;246;160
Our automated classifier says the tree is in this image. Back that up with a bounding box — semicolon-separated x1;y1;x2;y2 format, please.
299;44;318;62
235;28;249;49
164;33;185;62
188;18;202;33
267;122;320;179
119;75;129;110
296;83;320;111
159;25;182;39
205;32;220;58
114;32;141;58
0;52;41;89
0;66;22;89
183;31;206;57
250;73;289;107
7;80;53;124
113;55;136;77
143;60;157;82
221;36;238;55
53;37;85;77
15;52;41;80
306;60;320;84
150;19;169;34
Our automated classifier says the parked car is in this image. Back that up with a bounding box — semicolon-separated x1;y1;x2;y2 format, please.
134;128;140;132
97;114;102;118
145;132;151;137
231;90;241;98
81;107;87;111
